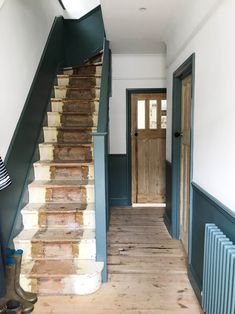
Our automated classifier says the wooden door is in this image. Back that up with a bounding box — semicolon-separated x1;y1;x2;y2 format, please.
180;75;192;253
131;93;166;203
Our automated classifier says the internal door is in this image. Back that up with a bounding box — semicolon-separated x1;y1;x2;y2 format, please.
179;75;192;253
131;93;167;203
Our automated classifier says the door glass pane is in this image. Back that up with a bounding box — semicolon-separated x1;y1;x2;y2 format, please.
149;100;157;129
137;100;145;129
161;100;167;129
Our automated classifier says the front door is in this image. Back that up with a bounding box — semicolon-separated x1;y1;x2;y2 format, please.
131;93;167;203
179;75;192;253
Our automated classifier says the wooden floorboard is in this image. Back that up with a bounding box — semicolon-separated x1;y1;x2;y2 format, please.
33;206;202;313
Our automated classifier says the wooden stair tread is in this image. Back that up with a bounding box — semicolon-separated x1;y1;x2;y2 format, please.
21;259;103;277
39;143;92;147
29;180;94;187
63;63;102;70
47;111;96;115
54;86;100;90
51;98;99;103
51;98;100;102
34;161;94;166
43;126;95;130
15;228;95;242
57;74;101;79
21;203;95;213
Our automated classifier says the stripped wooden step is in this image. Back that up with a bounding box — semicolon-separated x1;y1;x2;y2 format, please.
54;86;100;100
28;180;95;203
47;112;97;127
19;259;103;295
39;143;93;162
51;99;99;114
57;76;101;88
43;126;94;144
21;203;95;229
63;64;102;76
84;52;103;64
34;161;94;180
14;228;96;259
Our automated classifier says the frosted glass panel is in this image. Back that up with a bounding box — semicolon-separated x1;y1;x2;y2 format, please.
149;100;157;129
161;100;167;111
161;99;167;129
137;100;145;129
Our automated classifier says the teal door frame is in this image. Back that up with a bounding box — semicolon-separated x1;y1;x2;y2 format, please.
171;54;195;262
126;88;167;205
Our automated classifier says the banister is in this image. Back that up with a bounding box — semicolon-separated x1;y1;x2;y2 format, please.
97;39;110;134
93;37;111;282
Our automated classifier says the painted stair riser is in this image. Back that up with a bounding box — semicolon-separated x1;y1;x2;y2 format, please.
54;88;100;100
20;274;102;295
14;239;96;260
47;112;98;127
19;257;103;296
39;144;93;162
51;100;99;114
34;164;94;181
63;65;102;76
43;128;93;144
57;77;101;88
28;186;94;203
22;209;95;229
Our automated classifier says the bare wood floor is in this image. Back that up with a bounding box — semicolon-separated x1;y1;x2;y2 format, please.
33;206;202;313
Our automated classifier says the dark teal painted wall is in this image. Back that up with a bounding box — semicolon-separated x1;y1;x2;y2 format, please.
64;6;105;67
190;183;235;294
165;160;172;233
109;154;129;206
0;17;64;249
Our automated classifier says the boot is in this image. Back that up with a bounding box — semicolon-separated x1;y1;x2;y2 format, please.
3;258;33;314
5;300;22;313
13;251;37;304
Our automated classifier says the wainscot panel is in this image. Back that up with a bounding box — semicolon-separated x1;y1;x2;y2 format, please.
109;154;129;206
190;182;235;294
164;160;172;234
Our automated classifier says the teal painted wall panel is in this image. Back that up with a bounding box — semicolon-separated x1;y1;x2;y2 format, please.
109;154;129;206
0;17;64;249
165;160;172;234
64;6;105;67
191;183;235;293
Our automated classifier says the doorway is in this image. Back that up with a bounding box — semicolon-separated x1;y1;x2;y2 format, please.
179;74;192;253
171;54;195;258
127;89;167;205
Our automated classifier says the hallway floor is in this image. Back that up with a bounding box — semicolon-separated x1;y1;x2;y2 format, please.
33;206;202;313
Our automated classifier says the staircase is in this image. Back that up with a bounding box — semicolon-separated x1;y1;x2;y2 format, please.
13;53;104;295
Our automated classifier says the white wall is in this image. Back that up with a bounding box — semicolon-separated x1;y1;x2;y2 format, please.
0;0;62;160
166;0;235;210
109;54;166;154
63;0;100;19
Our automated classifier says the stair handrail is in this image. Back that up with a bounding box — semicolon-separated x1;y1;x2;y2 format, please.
97;38;110;134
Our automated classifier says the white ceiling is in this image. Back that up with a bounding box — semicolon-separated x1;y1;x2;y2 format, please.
62;0;221;54
100;0;219;54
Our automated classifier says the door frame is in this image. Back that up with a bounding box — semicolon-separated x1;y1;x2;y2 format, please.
126;88;167;205
171;54;195;261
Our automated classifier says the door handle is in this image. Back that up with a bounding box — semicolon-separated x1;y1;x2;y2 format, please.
131;130;138;136
174;131;182;138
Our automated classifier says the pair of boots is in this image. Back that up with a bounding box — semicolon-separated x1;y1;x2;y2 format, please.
0;249;37;314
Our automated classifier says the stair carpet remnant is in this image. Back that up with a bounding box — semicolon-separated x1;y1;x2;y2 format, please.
14;53;104;295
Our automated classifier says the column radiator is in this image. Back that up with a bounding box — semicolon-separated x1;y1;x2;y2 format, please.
202;223;235;314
